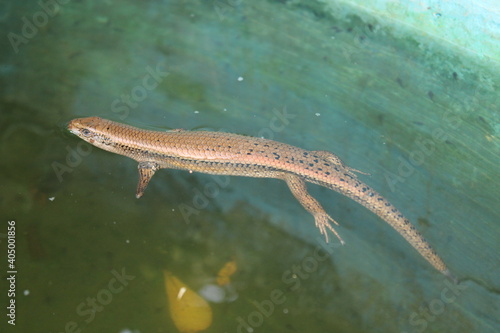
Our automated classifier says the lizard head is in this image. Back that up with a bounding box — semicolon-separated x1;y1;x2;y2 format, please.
67;117;115;150
68;117;103;142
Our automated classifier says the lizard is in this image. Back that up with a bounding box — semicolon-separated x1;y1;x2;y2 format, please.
68;116;452;278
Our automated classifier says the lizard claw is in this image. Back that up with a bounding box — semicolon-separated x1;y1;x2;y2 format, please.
314;213;345;245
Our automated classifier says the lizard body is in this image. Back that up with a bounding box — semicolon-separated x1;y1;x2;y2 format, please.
68;116;451;277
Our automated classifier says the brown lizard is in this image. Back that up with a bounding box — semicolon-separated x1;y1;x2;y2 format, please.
68;116;452;278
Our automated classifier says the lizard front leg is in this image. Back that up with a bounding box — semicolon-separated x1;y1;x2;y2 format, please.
282;173;345;245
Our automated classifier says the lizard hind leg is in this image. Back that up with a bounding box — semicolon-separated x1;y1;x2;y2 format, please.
313;150;370;177
282;173;345;245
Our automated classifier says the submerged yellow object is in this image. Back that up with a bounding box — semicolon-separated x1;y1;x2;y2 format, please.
163;270;213;333
216;259;237;286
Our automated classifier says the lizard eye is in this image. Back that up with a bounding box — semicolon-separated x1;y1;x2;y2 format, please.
81;128;91;137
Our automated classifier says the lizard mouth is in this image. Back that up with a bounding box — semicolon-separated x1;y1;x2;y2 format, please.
67;120;80;136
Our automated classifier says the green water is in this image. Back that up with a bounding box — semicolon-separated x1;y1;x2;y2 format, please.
1;1;499;332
